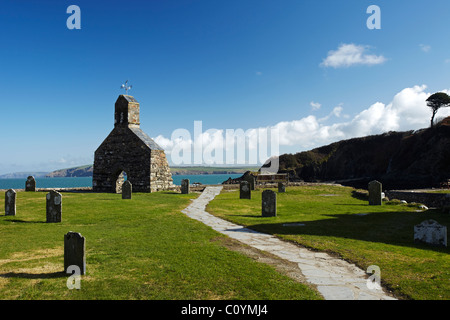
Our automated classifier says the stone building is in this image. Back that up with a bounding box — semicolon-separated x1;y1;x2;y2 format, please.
93;95;173;193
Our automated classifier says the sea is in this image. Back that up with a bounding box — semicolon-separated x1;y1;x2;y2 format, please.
0;174;241;190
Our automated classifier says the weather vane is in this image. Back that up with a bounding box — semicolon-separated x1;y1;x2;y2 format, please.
120;80;132;95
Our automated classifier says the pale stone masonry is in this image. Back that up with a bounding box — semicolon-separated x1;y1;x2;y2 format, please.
93;95;173;193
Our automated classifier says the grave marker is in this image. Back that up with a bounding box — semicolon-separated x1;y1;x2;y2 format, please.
181;179;190;194
262;190;277;217
46;190;62;223
240;181;251;199
414;220;447;247
122;180;132;199
5;189;16;216
368;180;382;205
25;176;36;192
64;231;86;275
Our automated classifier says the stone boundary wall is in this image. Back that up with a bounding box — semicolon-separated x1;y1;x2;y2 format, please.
385;190;450;208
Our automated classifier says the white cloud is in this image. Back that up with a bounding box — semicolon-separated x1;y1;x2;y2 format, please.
420;44;431;53
310;101;321;111
321;43;387;68
154;85;450;164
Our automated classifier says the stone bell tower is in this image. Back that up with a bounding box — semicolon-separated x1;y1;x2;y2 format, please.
93;95;173;193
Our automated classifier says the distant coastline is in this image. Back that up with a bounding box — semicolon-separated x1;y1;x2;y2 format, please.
0;165;259;179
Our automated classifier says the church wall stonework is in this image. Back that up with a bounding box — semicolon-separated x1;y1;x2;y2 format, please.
93;95;173;193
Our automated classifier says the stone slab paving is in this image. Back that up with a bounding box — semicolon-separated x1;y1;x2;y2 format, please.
181;186;397;301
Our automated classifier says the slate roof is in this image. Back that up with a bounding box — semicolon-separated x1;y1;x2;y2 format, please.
129;127;163;151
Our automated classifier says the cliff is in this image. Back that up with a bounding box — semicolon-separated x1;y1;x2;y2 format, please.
46;165;93;178
262;117;450;190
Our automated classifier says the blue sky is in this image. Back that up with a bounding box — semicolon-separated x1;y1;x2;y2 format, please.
1;0;450;174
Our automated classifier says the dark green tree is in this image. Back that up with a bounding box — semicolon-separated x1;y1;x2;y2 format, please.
426;92;450;127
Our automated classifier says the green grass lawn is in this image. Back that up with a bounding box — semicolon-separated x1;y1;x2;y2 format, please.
0;190;321;300
206;185;450;300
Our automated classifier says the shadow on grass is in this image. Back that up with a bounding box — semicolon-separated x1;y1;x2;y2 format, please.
0;271;66;279
351;190;368;201
243;209;450;252
2;219;45;224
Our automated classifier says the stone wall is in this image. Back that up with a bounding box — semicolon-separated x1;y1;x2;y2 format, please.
385;190;450;209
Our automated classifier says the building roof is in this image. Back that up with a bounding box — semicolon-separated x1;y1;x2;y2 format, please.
129;127;163;151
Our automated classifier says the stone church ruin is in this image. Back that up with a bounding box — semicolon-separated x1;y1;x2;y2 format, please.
93;95;173;193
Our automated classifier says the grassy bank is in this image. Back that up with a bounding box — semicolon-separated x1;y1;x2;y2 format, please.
0;191;321;300
206;185;450;300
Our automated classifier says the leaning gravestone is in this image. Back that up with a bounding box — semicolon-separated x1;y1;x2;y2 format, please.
25;176;36;192
64;231;86;275
368;180;382;205
46;190;62;223
5;189;16;216
278;182;286;193
240;181;251;199
181;179;190;194
122;180;132;199
262;190;277;217
414;220;447;247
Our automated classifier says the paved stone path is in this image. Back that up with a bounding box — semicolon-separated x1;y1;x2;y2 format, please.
181;186;397;300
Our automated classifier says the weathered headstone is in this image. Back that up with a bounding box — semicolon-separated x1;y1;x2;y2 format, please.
414;220;447;247
240;181;251;199
122;180;132;199
181;179;190;194
46;190;62;223
25;176;36;192
368;180;382;205
262;190;277;217
244;175;256;191
278;182;286;193
64;231;86;275
5;189;16;216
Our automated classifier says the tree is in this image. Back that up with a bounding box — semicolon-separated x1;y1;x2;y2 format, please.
426;92;450;127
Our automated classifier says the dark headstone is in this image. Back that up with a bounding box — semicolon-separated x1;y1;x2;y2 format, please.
5;189;16;216
368;180;382;205
181;179;190;194
262;190;277;217
244;175;256;191
240;181;251;199
46;190;62;223
25;176;36;192
278;182;286;193
122;180;132;199
64;231;86;275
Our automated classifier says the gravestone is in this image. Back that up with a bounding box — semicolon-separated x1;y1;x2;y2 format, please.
278;182;286;193
244;175;256;191
240;181;251;199
368;180;382;205
414;220;447;247
5;189;16;216
122;180;132;199
46;190;62;223
25;176;36;192
64;231;86;275
262;190;277;217
181;179;190;194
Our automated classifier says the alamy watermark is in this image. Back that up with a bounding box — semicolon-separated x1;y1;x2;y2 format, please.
66;5;81;30
367;5;381;30
66;265;81;290
167;121;280;173
366;265;382;290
